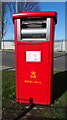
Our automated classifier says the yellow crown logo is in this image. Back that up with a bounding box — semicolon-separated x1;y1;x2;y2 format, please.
30;71;37;79
31;71;36;75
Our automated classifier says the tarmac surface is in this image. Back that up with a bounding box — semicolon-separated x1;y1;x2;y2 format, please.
0;50;67;70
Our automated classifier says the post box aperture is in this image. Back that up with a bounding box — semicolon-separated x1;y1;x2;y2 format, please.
12;11;57;105
16;17;50;42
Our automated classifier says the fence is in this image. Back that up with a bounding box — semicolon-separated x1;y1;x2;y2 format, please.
1;40;67;52
54;40;67;52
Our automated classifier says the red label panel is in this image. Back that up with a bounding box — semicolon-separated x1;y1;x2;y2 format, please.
16;44;50;104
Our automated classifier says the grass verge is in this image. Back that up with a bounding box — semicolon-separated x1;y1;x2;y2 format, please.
2;70;67;120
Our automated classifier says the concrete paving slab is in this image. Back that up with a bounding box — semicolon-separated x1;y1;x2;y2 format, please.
0;65;15;70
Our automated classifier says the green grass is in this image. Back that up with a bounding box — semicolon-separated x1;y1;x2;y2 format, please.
2;70;15;103
2;70;67;120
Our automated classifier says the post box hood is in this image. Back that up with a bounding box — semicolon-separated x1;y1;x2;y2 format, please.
12;11;57;24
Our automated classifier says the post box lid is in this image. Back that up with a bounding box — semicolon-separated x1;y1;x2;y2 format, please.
12;11;57;24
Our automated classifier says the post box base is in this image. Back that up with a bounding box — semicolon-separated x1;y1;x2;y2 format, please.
16;98;51;105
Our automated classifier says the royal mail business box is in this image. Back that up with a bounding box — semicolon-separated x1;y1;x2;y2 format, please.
12;11;57;105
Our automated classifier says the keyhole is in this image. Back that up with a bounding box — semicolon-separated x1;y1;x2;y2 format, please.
35;54;36;60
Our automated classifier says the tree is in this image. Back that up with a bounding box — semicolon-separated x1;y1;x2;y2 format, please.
0;2;11;49
7;2;40;14
1;2;40;43
0;3;8;39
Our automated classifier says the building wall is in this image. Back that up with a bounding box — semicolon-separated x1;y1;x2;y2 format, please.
1;40;67;52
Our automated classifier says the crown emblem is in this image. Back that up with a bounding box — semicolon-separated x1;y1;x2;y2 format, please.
30;71;37;78
31;71;36;75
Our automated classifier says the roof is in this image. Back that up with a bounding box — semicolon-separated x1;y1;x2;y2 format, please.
12;11;57;24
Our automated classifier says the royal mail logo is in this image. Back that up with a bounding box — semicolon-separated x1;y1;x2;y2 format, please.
24;71;42;84
30;71;36;78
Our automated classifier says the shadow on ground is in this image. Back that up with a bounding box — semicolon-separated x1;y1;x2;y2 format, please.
54;53;67;58
2;71;66;120
25;116;65;120
52;71;67;103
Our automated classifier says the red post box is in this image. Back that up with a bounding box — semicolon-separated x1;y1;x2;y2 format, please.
12;11;57;105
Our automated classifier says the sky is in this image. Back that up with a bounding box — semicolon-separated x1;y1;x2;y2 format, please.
39;2;65;40
4;2;65;41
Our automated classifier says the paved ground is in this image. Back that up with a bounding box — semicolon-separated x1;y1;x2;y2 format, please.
53;52;66;70
1;50;67;70
2;50;14;69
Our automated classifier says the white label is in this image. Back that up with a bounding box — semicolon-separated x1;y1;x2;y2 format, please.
26;51;41;62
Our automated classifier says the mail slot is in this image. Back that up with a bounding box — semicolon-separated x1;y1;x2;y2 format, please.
12;11;57;105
